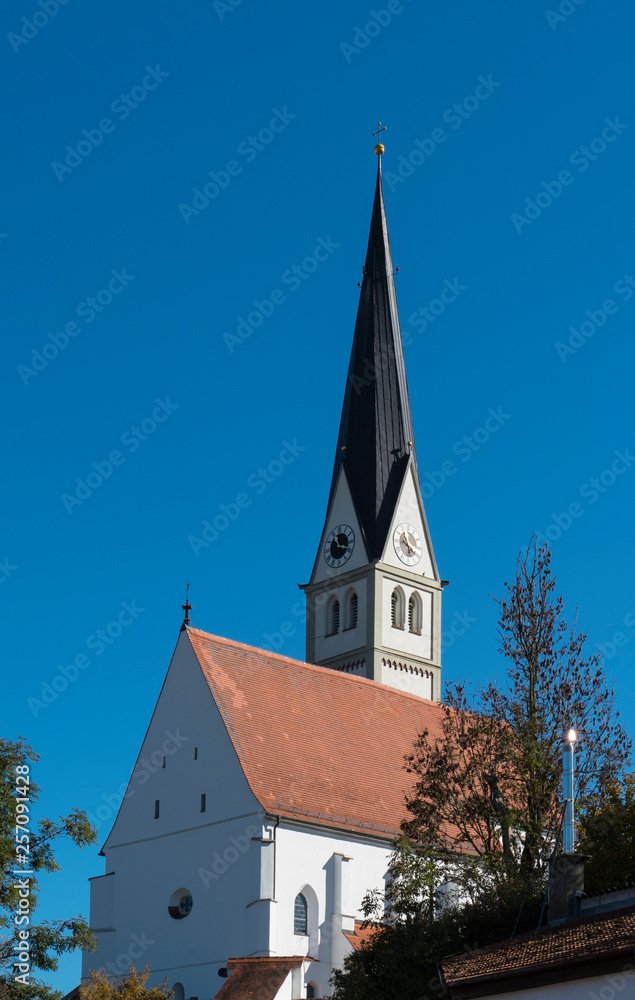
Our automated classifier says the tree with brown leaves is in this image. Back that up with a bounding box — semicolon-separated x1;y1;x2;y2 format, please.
403;539;631;888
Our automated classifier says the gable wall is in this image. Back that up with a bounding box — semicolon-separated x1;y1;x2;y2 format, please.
83;632;265;999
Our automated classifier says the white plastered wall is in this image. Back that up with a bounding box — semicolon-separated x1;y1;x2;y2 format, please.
271;823;393;999
381;465;435;579
311;468;367;585
83;632;266;1000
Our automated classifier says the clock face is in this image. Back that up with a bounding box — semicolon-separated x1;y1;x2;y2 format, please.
325;524;355;568
393;523;423;566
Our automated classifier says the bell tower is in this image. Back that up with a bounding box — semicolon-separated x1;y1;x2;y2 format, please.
301;141;443;701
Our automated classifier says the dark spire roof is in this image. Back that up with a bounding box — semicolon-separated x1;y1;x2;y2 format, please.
328;159;418;560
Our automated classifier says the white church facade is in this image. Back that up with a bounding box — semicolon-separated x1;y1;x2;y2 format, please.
80;145;448;1000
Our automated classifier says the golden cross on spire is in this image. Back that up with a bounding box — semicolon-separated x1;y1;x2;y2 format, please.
373;121;387;157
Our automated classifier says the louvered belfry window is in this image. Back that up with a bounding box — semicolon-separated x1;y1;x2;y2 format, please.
391;588;405;629
408;592;422;634
327;597;340;635
348;590;358;629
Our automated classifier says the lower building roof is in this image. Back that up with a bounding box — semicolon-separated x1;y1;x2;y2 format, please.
213;956;306;1000
439;904;635;998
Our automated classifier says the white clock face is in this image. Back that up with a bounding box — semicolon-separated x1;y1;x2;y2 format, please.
393;523;423;566
325;524;355;568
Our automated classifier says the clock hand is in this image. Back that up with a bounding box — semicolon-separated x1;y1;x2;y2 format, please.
402;533;416;554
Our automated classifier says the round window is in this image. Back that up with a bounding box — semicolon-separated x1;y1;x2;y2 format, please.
168;888;193;920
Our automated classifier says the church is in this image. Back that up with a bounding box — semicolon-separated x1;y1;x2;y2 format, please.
80;140;450;1000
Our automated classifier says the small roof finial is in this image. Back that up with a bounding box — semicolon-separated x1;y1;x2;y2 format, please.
373;121;387;157
182;582;192;627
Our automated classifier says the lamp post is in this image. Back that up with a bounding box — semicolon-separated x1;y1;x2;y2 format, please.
563;728;577;854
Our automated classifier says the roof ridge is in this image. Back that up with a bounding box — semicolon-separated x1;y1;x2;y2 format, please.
186;626;447;712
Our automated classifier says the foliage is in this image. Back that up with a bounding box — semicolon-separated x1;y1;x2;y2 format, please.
330;838;456;1000
330;838;545;1000
331;540;632;1000
578;774;635;891
403;540;631;884
80;966;173;1000
0;737;98;999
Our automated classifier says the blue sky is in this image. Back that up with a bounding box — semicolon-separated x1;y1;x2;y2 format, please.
3;0;635;992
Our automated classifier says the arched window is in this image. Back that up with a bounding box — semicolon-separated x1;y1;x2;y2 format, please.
294;892;308;935
307;984;320;998
326;597;340;636
408;592;422;635
391;587;405;629
344;589;358;630
172;985;185;1000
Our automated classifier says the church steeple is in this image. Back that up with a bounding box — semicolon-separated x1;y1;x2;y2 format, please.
302;142;443;702
329;151;417;561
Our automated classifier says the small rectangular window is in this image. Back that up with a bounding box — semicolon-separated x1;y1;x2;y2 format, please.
200;793;206;813
194;747;198;760
154;800;160;819
162;756;166;769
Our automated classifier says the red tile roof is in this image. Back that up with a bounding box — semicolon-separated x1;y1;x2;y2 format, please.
440;905;635;996
214;956;305;1000
343;921;381;950
187;628;445;837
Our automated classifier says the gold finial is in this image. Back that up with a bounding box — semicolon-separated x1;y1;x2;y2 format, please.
373;121;387;155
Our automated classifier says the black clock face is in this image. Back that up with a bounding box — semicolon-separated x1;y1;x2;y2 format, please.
324;524;355;568
330;533;349;559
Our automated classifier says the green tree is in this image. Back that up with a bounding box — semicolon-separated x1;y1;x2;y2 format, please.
330;838;458;1000
329;837;545;1000
80;966;173;1000
331;540;632;1000
578;774;635;891
0;737;98;1000
403;541;630;887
